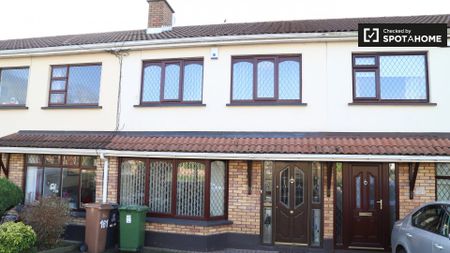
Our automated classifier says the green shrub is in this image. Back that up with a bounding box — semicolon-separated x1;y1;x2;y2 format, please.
0;222;36;253
21;197;70;250
0;178;23;218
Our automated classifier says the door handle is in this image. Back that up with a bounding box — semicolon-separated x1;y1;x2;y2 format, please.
289;210;294;214
406;233;413;239
376;199;383;210
434;243;444;250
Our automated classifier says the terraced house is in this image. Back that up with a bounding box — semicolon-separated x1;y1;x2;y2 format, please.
0;1;449;252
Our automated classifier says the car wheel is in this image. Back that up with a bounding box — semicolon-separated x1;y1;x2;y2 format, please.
397;247;406;253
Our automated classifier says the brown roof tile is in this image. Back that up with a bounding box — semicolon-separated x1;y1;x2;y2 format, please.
0;14;449;52
0;131;449;156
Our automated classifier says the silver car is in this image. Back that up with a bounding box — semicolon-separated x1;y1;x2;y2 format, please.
392;202;450;253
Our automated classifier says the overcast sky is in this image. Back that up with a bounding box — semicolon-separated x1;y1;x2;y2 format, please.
0;0;449;40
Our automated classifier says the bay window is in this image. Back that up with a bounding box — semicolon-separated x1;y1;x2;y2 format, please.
120;159;227;220
25;155;97;209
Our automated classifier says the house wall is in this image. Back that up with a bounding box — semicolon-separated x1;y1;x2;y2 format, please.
119;40;450;132
0;53;120;137
1;39;450;137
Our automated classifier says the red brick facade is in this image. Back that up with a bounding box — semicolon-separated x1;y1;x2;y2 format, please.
398;163;436;219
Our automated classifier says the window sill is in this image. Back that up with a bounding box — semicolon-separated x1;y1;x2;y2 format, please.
41;105;102;109
0;105;28;110
146;217;233;227
348;102;437;106
134;103;206;108
227;101;307;107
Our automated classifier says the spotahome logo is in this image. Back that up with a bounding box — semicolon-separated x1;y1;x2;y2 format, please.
358;23;447;47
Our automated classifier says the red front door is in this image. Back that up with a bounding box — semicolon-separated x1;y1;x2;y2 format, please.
343;163;389;250
274;162;310;245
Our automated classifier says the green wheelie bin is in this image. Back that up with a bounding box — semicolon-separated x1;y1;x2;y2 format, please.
119;205;149;252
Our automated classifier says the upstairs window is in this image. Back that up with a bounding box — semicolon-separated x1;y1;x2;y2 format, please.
141;59;203;104
231;55;301;104
352;53;428;102
49;64;102;106
0;67;29;106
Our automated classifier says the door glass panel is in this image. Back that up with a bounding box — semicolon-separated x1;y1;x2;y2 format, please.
210;161;226;217
355;175;361;208
294;168;304;207
262;161;273;244
335;163;344;245
312;162;321;204
389;163;397;231
25;166;43;204
311;209;321;246
262;207;273;244
263;161;273;203
62;168;80;209
369;175;375;209
149;161;173;214
43;167;61;197
81;170;96;206
280;168;289;207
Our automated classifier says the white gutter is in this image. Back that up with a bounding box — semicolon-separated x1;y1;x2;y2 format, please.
0;146;449;163
0;32;359;58
99;152;109;203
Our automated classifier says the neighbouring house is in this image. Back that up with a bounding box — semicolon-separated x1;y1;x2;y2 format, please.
0;1;449;252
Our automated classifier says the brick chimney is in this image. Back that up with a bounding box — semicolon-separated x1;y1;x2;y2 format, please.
147;0;175;34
